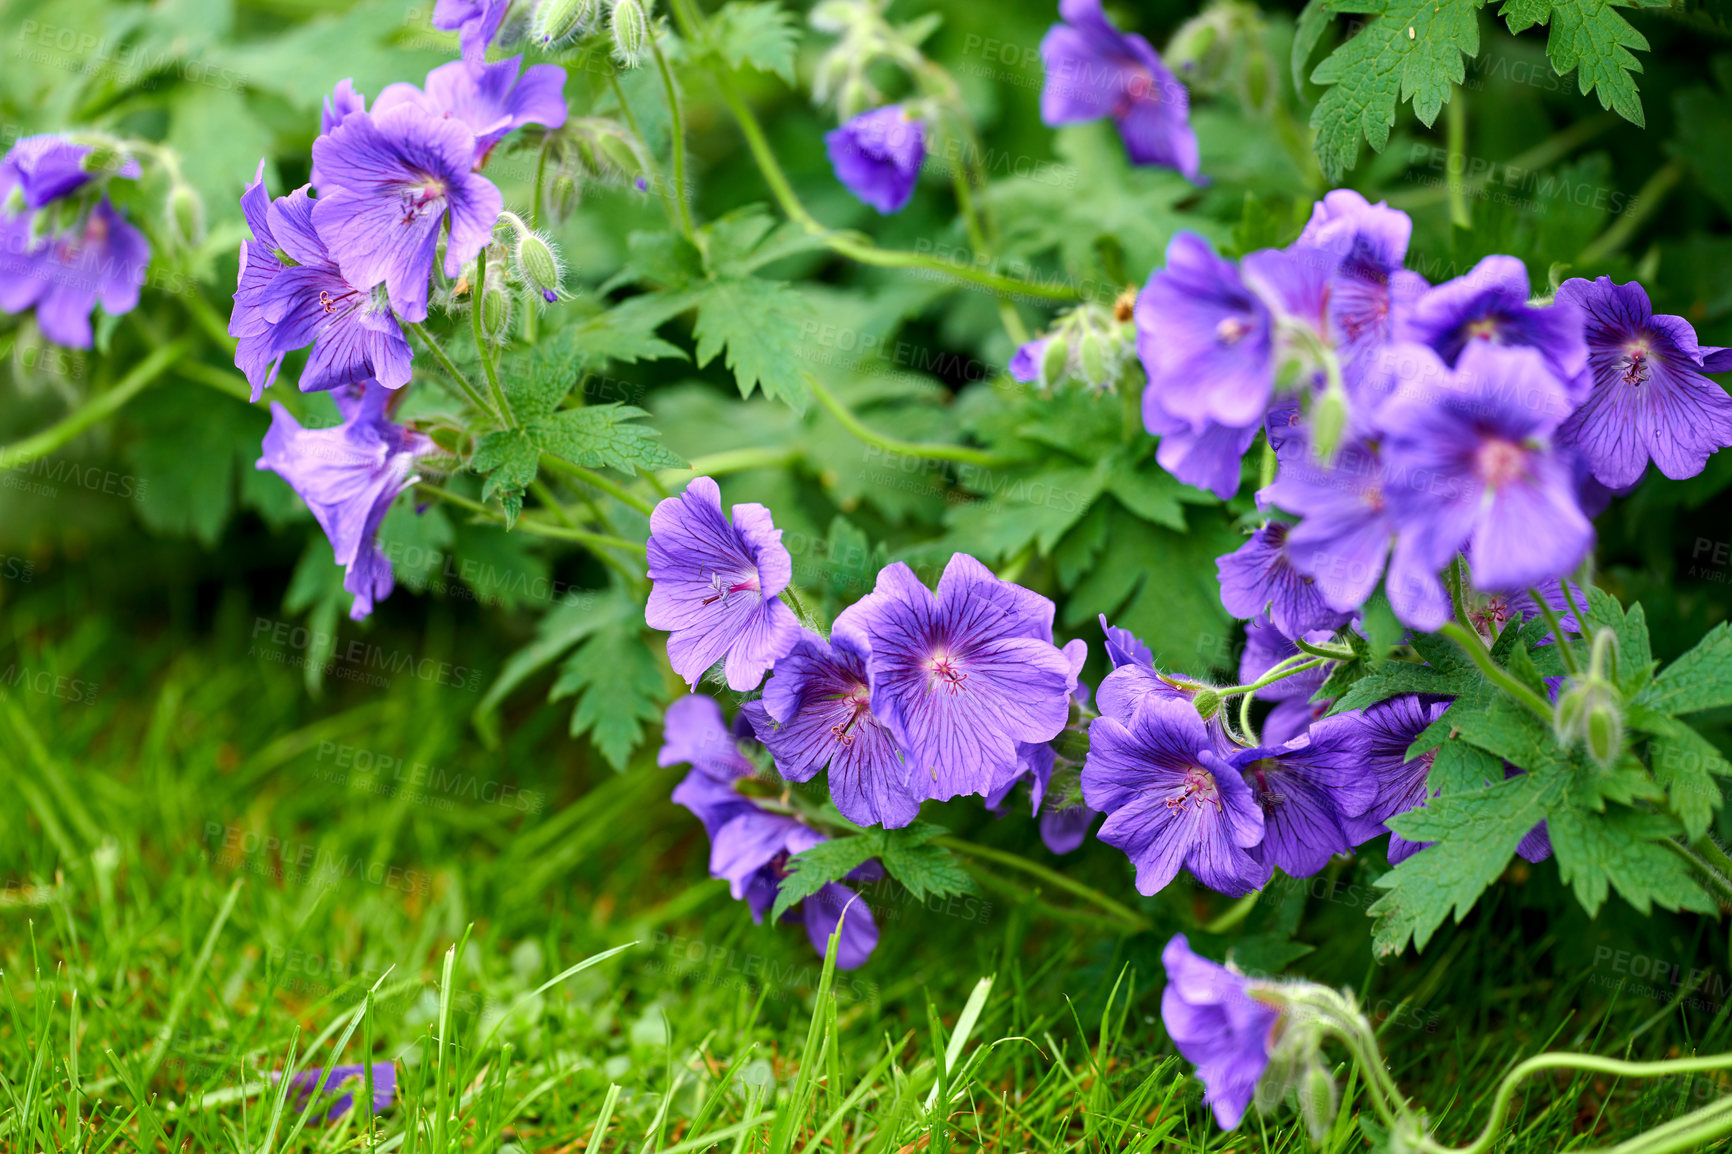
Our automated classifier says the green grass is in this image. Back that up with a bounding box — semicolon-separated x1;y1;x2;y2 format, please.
3;571;1732;1152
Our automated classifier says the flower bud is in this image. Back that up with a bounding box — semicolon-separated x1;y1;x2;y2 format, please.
1297;1060;1338;1143
597;133;642;177
1309;382;1348;465
1585;697;1624;769
480;265;511;338
531;0;601;44
1039;335;1069;390
610;0;651;66
1079;330;1107;388
515;233;563;299
1192;687;1221;720
168;184;205;248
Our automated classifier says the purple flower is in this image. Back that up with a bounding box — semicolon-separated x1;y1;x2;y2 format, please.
1553;276;1732;488
1295;190;1427;357
833;555;1079;803
1160;934;1277;1130
750;628;919;829
1263;441;1395;616
645;476;799;692
285;1063;396;1122
310;104;504;322
375;56;568;166
1217;522;1351;637
1232;716;1375;877
1401;255;1587;396
825;106;925;214
1261;697;1330;747
985;642;1097;853
232;175;415;400
256;381;434;620
1136;233;1273;431
1040;0;1199;179
1099;613;1154;670
0;195;150;349
1009;336;1049;384
1083;694;1267;896
1340;695;1449;864
0;135;138;210
1380;342;1592;629
312;81;369;188
1141;393;1261;500
433;0;509;61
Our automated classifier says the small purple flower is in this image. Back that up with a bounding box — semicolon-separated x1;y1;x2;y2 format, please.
285;1062;396;1122
1295;189;1427;357
1380;342;1592;629
256;381;434;620
1340;695;1449;864
1040;0;1199;179
0;196;150;349
833;555;1079;803
1553;276;1732;488
375;56;568;167
1008;336;1049;384
985;641;1098;853
1083;694;1267;896
1232;716;1375;877
825;106;925;215
1217;522;1351;637
751;628;919;829
645;476;799;692
0;135;137;210
1160;934;1278;1130
1136;233;1273;431
1401;255;1587;396
433;0;509;61
1263;440;1395;616
230;161;288;395
310;104;504;322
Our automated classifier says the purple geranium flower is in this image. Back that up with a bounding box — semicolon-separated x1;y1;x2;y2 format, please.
1217;522;1351;638
645;476;800;692
1381;342;1592;629
0;195;150;349
751;628;919;829
1100;613;1154;671
1341;695;1448;864
1263;440;1394;616
1083;694;1268;896
825;106;925;214
1401;255;1587;397
1554;276;1732;488
1040;0;1199;179
1295;189;1427;357
1136;233;1273;431
256;381;434;620
235;178;415;399
1232;716;1375;877
1008;336;1049;384
310;104;504;322
312;81;369;188
433;0;509;61
0;135;139;210
1142;393;1262;500
375;56;568;167
833;555;1078;803
986;641;1098;853
286;1062;397;1122
1161;934;1278;1130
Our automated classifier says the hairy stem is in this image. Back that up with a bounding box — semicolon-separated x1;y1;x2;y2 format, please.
406;322;500;421
415;482;646;555
470;258;516;426
1578;161;1684;267
1438;623;1555;722
649;38;696;242
538;455;657;516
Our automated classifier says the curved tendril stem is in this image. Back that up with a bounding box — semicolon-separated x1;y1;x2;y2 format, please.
538;454;656;517
806;374;1010;467
1527;585;1580;676
1438;623;1555;721
0;338;189;471
1212;656;1328;699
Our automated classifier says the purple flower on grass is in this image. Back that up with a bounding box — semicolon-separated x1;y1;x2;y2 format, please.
1083;695;1267;896
433;0;509;61
286;1063;396;1122
375;57;569;166
750;628;918;829
256;382;433;620
1381;343;1592;630
825;106;925;214
310;104;504;322
1161;934;1278;1130
1136;233;1273;431
234;177;415;400
1553;276;1732;488
0;196;149;348
1040;0;1199;179
1231;716;1375;877
833;555;1078;803
1263;441;1394;616
1341;695;1449;864
1401;255;1587;396
1217;522;1351;638
1295;189;1427;356
645;476;799;692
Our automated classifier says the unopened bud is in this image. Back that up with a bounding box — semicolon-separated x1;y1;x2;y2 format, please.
610;0;651;66
168;184;204;248
1192;687;1221;720
1079;330;1107;388
1585;699;1623;768
1039;335;1069;390
531;0;601;44
1297;1061;1338;1143
515;233;562;297
597;133;642;176
1309;383;1348;464
481;278;511;338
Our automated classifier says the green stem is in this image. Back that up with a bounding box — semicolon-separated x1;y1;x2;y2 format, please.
1528;586;1580;675
1587;1094;1732;1154
1292;638;1356;661
1201;889;1261;934
1390;112;1617;210
1445;87;1471;231
609;68;684;235
170;360;254;404
471;258;516;426
1439;623;1556;722
1578;161;1684;268
538;455;657;516
932;837;1151;933
1665;840;1732;908
1213;656;1328;699
649;37;696;242
808;374;1008;467
414;483;646;554
0;339;189;470
1447;556;1475;633
406;322;499;421
1238;686;1258;748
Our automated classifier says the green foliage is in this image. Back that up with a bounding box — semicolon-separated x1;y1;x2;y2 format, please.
772;821;976;922
549;616;666;770
711;0;801;82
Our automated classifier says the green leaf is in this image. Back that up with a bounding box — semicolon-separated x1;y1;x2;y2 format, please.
1307;0;1484;179
539;405;686;472
473;589;637;746
772;839;880;923
1104;455;1188;531
1584;586;1656;695
1498;0;1651;126
690;278;814;410
1327;656;1477;714
1642;713;1730;841
940;462;1108;563
125;384;265;546
1547;806;1713;916
1426;733;1505;795
550;619;666;770
470;429;538;528
712;0;800;82
773;822;975;922
1644;622;1732;716
1292;0;1332;93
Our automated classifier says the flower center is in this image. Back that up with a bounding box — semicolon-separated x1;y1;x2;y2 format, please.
1620;341;1652;386
397;175;449;225
318;288;358;316
1120;67;1159;108
927;651;969;696
1361;483;1386;513
828;685;873;746
1465;317;1501;342
1216;315;1251;345
1474;438;1528;489
700;570;760;607
1165;765;1223;813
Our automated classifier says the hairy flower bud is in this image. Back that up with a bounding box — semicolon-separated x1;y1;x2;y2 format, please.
531;0;601;44
1039;335;1069;390
610;0;651;66
515;233;563;300
1309;382;1349;464
1297;1060;1338;1143
168;183;205;248
1192;687;1221;720
1079;330;1107;388
481;278;511;338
